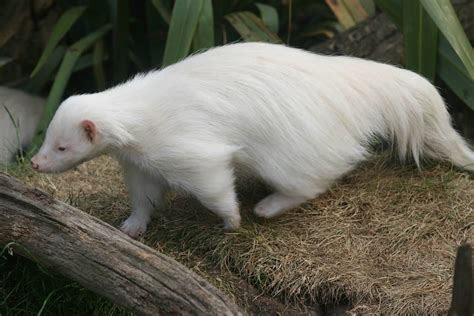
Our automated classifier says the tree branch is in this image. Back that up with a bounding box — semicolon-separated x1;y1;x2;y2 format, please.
0;173;242;316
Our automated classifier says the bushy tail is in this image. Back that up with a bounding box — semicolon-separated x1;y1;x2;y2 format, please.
421;99;474;172
391;78;474;172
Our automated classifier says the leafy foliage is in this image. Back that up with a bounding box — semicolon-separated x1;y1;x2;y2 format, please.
225;11;283;43
377;0;474;109
402;0;438;81
420;0;474;80
30;6;87;78
163;0;206;66
0;247;131;316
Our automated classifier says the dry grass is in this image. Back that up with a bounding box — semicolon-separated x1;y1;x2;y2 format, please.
6;156;473;315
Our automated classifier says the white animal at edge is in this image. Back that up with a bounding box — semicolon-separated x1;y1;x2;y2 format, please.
30;43;474;238
0;87;45;164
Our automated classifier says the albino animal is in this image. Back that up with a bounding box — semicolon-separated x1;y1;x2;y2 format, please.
31;43;474;238
0;87;45;164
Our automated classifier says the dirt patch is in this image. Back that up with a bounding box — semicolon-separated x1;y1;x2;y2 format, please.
7;156;473;314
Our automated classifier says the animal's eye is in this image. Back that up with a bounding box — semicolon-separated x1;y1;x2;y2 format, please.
58;147;66;152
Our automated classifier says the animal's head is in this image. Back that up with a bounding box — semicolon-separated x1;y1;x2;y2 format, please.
31;96;108;173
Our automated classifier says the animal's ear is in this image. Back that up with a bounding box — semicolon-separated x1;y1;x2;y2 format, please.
81;120;97;143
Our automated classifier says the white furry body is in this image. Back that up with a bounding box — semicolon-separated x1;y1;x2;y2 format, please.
34;43;474;237
0;87;44;164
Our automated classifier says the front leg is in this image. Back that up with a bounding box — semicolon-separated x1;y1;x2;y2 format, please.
120;163;165;238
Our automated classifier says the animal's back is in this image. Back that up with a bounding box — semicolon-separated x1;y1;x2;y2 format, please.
97;42;472;192
156;43;445;189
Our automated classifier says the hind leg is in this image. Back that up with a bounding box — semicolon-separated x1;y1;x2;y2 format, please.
254;189;328;219
254;187;327;218
254;193;308;218
173;161;241;230
195;184;241;230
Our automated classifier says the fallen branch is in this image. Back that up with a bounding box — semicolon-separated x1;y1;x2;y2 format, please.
310;0;474;64
448;243;473;316
0;173;242;316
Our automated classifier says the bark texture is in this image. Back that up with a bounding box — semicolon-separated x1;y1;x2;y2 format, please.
310;0;474;64
0;0;59;85
448;243;473;316
0;173;242;316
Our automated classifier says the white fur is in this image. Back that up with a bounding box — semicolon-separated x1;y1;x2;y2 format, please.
0;87;45;164
31;43;474;237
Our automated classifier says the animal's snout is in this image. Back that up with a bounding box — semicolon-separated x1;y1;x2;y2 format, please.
30;153;56;173
30;158;39;170
30;154;46;171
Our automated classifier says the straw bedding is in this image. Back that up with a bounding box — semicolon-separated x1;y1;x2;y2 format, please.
8;156;473;314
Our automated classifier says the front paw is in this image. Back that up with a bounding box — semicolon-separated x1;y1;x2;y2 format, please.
119;216;148;238
223;214;241;231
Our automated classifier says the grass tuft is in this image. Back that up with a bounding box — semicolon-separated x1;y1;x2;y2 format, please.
0;251;132;316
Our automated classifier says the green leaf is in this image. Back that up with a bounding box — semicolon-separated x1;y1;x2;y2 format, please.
30;6;87;78
150;0;171;24
0;56;13;69
31;25;112;151
359;0;376;16
71;52;108;72
225;11;283;44
146;0;164;65
402;0;438;81
192;0;214;51
438;36;474;110
93;39;107;91
162;0;204;66
374;0;402;25
129;50;147;71
255;3;279;34
110;0;129;82
3;105;23;161
23;46;66;94
420;0;474;80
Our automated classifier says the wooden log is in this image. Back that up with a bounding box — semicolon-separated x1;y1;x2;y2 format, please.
310;0;474;64
0;173;242;316
448;243;473;316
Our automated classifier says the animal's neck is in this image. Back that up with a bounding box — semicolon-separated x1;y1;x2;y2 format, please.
84;79;156;164
86;106;136;154
109;142;153;173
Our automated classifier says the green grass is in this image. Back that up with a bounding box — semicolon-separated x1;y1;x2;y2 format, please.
0;253;132;316
0;162;129;315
